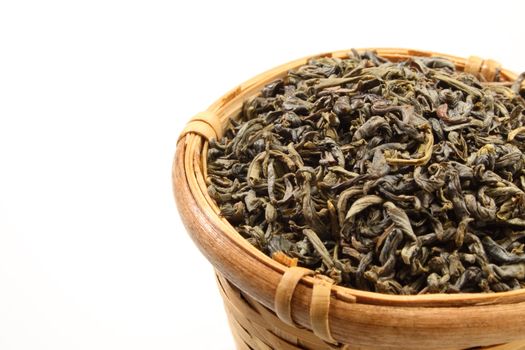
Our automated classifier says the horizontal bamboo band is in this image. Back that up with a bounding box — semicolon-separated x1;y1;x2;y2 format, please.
275;267;314;326
465;56;501;82
178;111;223;142
221;270;525;349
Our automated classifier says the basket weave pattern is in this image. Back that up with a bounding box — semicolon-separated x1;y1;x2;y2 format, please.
173;48;525;350
217;272;525;350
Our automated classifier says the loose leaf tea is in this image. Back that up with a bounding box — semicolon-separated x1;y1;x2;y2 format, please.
207;50;525;294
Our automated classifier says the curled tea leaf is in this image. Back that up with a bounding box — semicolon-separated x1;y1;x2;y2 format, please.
508;127;525;142
482;236;525;264
383;201;418;243
345;195;384;221
492;263;525;280
303;228;335;269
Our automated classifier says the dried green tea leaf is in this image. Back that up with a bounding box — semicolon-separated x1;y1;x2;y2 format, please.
207;50;525;294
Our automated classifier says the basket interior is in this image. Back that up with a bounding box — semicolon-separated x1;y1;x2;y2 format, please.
183;48;525;307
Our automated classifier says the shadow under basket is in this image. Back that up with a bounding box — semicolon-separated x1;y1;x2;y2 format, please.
173;48;525;350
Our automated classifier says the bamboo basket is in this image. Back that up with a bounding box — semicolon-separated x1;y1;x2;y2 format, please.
173;48;525;350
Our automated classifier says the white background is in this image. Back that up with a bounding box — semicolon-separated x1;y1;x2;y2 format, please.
0;1;524;349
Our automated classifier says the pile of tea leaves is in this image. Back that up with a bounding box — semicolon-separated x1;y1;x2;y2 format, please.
207;50;525;294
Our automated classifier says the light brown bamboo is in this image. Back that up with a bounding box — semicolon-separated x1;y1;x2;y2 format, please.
173;48;525;349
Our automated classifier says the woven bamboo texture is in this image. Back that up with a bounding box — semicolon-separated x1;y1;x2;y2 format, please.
216;272;525;350
173;48;525;350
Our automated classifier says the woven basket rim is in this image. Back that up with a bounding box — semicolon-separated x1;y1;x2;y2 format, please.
177;47;524;306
